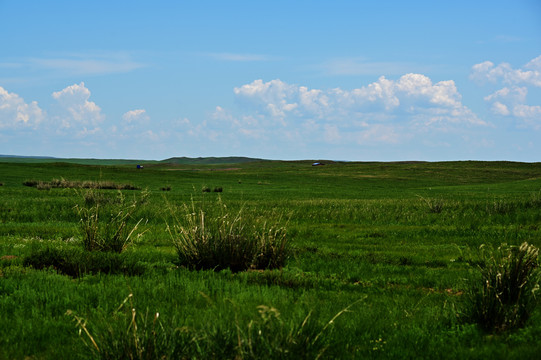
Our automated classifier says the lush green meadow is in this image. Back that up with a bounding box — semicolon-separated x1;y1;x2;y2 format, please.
1;159;541;359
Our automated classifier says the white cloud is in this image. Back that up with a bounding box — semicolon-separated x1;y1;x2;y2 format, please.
120;109;150;134
513;104;541;119
234;75;483;127
473;55;541;129
484;86;528;104
471;56;541;87
122;109;149;124
525;55;541;71
206;74;486;151
0;86;44;129
490;102;510;116
51;82;104;130
483;85;541;127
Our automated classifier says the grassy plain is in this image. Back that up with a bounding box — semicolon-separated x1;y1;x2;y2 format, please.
1;159;541;359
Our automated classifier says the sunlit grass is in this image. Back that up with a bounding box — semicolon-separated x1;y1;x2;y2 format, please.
1;160;541;358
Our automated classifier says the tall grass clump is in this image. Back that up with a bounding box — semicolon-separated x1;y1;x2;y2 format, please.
417;195;444;213
75;189;148;253
66;294;178;360
22;178;140;190
462;242;540;333
67;294;361;359
168;199;290;272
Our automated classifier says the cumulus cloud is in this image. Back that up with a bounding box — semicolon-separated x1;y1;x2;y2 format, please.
234;75;483;127
483;87;541;128
471;55;541;87
475;55;541;129
52;82;104;129
123;109;148;122
0;86;44;129
122;109;149;124
220;74;488;151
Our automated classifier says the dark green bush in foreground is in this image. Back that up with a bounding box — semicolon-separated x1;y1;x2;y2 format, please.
463;242;540;333
23;246;147;277
168;200;290;272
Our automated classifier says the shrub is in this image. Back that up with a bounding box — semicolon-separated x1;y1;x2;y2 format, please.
22;179;39;187
168;199;290;272
75;189;148;253
462;242;540;333
23;247;147;277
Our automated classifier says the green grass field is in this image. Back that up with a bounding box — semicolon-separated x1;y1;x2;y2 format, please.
1;159;541;359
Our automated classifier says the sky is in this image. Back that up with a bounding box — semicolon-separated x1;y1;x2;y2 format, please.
1;0;540;161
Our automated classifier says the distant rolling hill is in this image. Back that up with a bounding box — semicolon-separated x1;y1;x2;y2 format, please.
160;156;265;165
0;155;265;165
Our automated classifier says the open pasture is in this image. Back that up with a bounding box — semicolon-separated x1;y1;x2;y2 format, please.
1;159;541;359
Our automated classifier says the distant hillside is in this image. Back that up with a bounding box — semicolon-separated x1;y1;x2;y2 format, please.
161;156;265;165
0;155;265;165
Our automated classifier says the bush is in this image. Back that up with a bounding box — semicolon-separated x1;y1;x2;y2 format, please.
462;242;540;333
168;199;290;272
22;179;39;187
23;247;147;277
75;189;148;253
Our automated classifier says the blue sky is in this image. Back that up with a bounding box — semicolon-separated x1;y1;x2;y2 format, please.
1;0;540;161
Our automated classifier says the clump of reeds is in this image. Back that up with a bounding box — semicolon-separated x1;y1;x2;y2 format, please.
417;195;444;213
36;182;52;191
75;189;147;253
22;178;140;190
67;294;362;359
463;242;540;333
67;294;170;360
168;198;290;272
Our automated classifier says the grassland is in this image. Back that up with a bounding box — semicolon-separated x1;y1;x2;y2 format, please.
1;159;541;359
